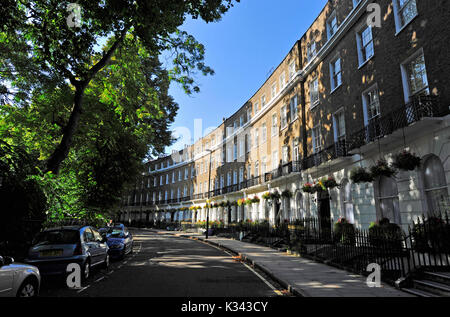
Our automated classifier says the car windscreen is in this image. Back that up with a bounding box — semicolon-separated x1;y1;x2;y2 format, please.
33;230;80;245
108;229;125;238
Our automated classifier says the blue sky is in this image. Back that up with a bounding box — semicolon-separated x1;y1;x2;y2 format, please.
167;0;328;153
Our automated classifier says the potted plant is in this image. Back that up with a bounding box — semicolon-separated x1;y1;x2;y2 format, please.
244;198;253;205
281;189;293;198
270;191;281;200
323;176;338;189
411;216;450;253
392;151;421;171
251;196;260;203
237;198;245;206
368;218;404;251
333;218;355;245
262;192;271;200
370;159;396;178
350;166;374;184
302;182;315;193
314;180;326;192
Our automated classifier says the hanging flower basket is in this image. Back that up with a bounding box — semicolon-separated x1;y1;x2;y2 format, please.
370;159;397;178
237;198;245;206
314;180;327;192
244;198;253;205
392;151;421;171
251;196;260;203
212;202;219;208
302;183;315;193
270;191;281;200
281;189;293;198
323;176;338;189
350;167;374;184
262;192;271;200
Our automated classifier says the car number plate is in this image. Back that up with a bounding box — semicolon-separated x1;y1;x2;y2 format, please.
40;249;63;257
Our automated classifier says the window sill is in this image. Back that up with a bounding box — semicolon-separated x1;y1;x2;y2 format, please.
330;84;342;95
310;101;320;110
395;14;418;37
358;55;374;69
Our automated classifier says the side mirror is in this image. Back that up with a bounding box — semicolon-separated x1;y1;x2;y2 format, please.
2;256;14;266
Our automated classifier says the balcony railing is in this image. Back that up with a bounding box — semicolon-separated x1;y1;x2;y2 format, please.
348;95;443;152
302;140;349;170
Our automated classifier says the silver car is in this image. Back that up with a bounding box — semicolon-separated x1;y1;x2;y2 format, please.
0;255;41;297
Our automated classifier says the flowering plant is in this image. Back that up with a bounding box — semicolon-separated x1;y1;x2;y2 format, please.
350;167;374;184
262;192;271;200
302;182;315;193
281;189;293;198
323;176;338;189
251;196;260;203
392;151;421;171
244;198;253;205
370;159;396;178
237;198;245;206
270;191;281;200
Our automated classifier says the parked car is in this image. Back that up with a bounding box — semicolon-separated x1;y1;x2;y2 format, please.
105;225;133;259
25;226;109;281
0;255;41;297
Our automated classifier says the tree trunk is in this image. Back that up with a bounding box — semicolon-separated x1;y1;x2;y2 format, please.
46;85;85;174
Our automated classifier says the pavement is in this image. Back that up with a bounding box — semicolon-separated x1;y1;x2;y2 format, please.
145;228;413;297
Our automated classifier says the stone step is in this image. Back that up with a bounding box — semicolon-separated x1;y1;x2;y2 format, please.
413;279;450;297
401;287;439;297
423;271;450;286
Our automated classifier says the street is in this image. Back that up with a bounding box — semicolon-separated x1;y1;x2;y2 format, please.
39;229;285;297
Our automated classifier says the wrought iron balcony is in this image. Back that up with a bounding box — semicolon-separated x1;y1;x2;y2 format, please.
302;140;349;170
347;95;443;152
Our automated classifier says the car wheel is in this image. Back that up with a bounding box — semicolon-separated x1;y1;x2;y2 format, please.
17;278;38;297
82;260;91;281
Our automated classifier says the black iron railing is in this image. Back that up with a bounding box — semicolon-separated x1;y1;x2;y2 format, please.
348;95;443;152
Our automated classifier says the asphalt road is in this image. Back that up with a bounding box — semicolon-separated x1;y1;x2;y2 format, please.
39;229;284;297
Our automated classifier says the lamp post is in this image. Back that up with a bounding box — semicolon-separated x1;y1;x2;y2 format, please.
205;149;213;239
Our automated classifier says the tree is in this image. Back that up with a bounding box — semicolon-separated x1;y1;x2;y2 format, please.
1;0;239;174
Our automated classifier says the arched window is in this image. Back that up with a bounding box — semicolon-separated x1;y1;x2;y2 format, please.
340;179;354;223
423;155;449;215
378;176;401;224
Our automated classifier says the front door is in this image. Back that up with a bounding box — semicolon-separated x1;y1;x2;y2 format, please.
317;191;331;241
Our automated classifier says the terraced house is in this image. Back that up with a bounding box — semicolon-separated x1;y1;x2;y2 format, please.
121;0;450;232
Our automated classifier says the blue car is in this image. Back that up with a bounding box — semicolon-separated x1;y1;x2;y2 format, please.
25;226;109;281
104;225;133;259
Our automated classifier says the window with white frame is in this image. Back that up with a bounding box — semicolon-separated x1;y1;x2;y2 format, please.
255;161;259;177
261;95;266;108
364;87;381;122
220;175;224;188
247;108;252;121
333;110;346;142
271;83;277;99
233;142;237;161
282;146;289;164
307;41;317;61
166;174;169;184
327;12;338;40
310;77;319;107
239;138;244;157
178;170;182;181
290;95;298;119
247;164;251;179
293;141;300;162
254;102;259;113
279;72;286;90
262;156;266;175
272;151;278;169
401;51;429;101
262;123;267;143
281;105;288;129
154;177;157;187
289;61;296;79
356;25;374;66
393;0;418;32
312;126;322;153
160;175;163;186
185;168;188;180
239;167;244;183
272;113;278;136
254;128;259;148
227;172;232;186
330;57;342;91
